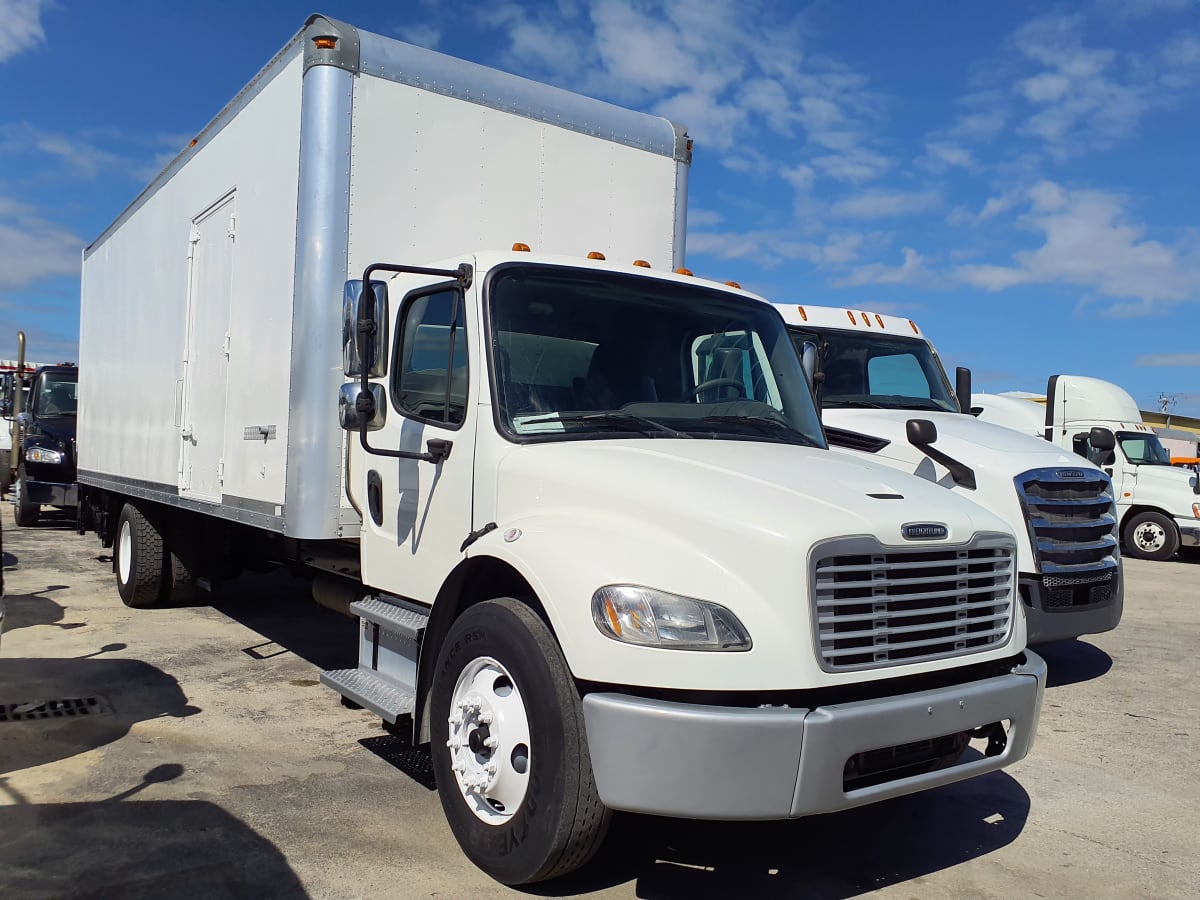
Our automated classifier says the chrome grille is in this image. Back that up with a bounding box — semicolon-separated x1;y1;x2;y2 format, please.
1015;468;1118;584
813;538;1015;671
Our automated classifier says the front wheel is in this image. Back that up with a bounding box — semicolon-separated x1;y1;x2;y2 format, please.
13;465;39;527
430;598;610;885
1122;510;1180;561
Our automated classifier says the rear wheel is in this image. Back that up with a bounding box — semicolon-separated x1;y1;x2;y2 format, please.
1122;510;1179;561
430;598;610;885
115;503;167;607
13;465;39;527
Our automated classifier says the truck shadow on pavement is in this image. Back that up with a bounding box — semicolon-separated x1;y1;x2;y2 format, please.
0;765;309;899
0;584;87;634
1036;639;1113;688
542;768;1030;898
0;653;200;776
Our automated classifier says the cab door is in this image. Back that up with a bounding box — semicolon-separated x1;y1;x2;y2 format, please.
352;272;478;604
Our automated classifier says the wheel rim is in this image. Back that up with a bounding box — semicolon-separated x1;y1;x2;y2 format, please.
118;519;132;584
446;655;531;825
1134;521;1167;553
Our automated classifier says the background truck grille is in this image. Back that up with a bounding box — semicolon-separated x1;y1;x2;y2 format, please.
1015;468;1119;586
813;538;1015;671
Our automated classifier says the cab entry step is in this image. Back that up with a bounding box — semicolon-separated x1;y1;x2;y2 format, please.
320;594;429;724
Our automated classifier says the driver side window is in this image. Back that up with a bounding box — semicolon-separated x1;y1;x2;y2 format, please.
392;289;468;427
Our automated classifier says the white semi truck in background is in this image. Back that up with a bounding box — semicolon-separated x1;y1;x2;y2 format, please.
75;15;1045;885
974;375;1200;561
772;305;1123;645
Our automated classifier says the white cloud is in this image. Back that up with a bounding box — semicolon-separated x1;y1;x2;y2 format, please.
812;147;892;182
831;190;939;219
918;141;978;173
954;180;1200;309
780;164;814;192
687;228;869;268
1135;353;1200;366
834;247;931;287
397;24;442;49
0;0;46;63
0;197;81;291
688;208;723;227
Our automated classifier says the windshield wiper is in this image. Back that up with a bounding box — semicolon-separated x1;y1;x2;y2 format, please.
520;412;691;438
699;415;819;446
824;399;887;409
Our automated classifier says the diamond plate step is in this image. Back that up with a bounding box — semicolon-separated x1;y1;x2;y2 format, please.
351;596;428;639
320;667;415;724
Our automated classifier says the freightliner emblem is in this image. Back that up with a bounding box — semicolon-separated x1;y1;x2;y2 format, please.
902;523;948;541
1057;469;1086;478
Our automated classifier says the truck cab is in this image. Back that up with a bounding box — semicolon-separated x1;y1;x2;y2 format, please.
771;304;1122;645
12;365;79;526
976;375;1200;561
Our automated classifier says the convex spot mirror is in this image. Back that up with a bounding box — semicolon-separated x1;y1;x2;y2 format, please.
799;341;819;390
342;280;389;378
339;383;387;432
1089;427;1116;451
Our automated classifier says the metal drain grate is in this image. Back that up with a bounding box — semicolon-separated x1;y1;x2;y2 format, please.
0;697;112;722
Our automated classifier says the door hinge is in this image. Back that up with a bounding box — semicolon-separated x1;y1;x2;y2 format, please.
218;458;225;484
223;333;231;359
228;214;236;240
187;223;201;260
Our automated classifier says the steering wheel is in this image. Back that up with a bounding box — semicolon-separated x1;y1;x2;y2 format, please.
690;378;747;398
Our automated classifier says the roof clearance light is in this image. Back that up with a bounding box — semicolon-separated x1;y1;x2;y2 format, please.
908;319;919;334
633;259;651;268
512;242;531;252
587;251;606;260
797;306;808;321
875;314;885;328
846;310;856;324
725;280;741;289
675;267;694;276
861;312;871;326
313;36;338;49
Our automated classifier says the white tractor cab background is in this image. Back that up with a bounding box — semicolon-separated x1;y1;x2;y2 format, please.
973;375;1200;563
772;304;1123;646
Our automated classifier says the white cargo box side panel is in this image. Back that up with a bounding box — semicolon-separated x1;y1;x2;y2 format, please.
79;54;304;525
347;78;683;270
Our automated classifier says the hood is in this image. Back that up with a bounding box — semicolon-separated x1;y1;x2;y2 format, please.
496;437;1013;549
1128;463;1199;510
826;408;1085;474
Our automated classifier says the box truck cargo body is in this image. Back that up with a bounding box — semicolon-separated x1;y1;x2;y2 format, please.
774;304;1123;645
77;16;1044;885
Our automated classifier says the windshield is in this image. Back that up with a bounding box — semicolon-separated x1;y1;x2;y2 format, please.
1117;432;1172;465
788;327;958;413
34;371;78;417
488;265;826;447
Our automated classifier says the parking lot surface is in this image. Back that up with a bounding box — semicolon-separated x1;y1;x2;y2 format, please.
1;515;1197;899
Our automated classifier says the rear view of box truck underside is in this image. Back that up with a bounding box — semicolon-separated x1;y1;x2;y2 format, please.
77;14;691;540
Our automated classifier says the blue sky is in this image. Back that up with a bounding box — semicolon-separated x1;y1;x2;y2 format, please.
3;0;1200;414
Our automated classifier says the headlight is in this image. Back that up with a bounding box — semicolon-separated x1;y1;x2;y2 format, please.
591;585;751;651
25;447;63;464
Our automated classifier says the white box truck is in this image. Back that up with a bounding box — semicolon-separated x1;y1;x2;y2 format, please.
77;16;1045;885
974;376;1200;561
772;304;1123;644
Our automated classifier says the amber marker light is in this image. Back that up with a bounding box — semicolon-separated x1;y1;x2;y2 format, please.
845;310;856;324
313;35;338;49
908;319;919;334
512;242;531;252
675;267;694;276
861;312;871;326
796;306;808;321
725;280;741;289
632;259;651;268
875;314;885;328
587;251;606;260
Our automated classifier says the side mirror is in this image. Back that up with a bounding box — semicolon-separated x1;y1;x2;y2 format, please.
1089;427;1116;451
906;418;938;447
15;412;31;427
799;341;819;390
955;366;972;416
339;383;386;432
342;280;389;377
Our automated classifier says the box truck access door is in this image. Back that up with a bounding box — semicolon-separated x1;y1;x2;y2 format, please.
179;193;236;502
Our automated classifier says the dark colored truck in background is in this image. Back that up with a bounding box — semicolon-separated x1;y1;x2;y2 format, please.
10;364;79;527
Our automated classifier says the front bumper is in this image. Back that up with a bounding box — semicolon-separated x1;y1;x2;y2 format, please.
1175;519;1200;548
26;480;78;507
1020;569;1123;645
582;652;1046;820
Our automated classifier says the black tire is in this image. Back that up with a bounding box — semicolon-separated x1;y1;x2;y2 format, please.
163;519;202;603
1122;510;1180;561
114;503;168;607
430;598;610;885
13;465;39;527
0;449;11;494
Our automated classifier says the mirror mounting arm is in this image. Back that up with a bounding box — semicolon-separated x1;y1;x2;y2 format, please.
906;418;976;490
355;261;471;464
